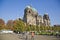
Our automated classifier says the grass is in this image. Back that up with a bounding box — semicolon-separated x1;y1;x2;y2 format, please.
35;31;60;36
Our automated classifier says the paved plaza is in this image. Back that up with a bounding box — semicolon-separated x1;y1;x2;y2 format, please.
0;33;60;40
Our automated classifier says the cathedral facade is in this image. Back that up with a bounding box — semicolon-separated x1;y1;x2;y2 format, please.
23;6;50;26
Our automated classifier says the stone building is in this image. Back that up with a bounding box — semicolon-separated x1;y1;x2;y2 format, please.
23;6;50;26
36;15;43;26
43;13;50;26
23;6;37;25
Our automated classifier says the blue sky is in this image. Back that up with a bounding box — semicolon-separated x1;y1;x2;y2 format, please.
0;0;60;25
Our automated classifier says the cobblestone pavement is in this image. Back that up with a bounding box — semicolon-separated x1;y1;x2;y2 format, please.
0;33;60;40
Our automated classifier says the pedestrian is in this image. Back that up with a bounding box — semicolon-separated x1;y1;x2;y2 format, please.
25;32;29;40
31;32;34;40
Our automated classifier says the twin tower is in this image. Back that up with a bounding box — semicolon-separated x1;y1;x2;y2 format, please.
23;6;50;26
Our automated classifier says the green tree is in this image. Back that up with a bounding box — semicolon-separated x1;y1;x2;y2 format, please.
6;20;14;30
53;26;60;31
25;24;30;31
13;19;25;32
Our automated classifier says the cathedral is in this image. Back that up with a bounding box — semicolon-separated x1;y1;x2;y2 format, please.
23;6;50;26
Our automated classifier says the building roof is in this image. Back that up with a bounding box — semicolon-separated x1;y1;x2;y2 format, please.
44;13;48;16
26;5;37;12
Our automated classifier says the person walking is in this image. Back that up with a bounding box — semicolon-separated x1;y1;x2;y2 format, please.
31;32;34;40
25;32;29;40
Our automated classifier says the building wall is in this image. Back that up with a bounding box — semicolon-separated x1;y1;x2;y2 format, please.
27;14;36;25
36;15;43;26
